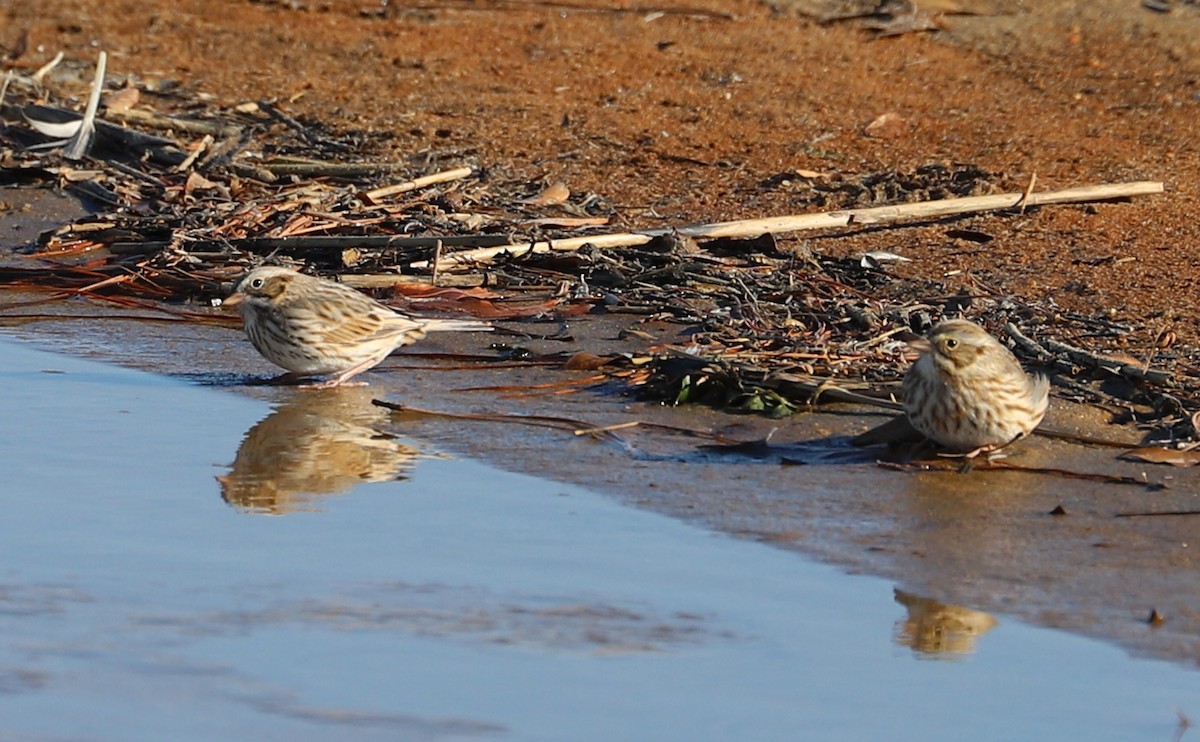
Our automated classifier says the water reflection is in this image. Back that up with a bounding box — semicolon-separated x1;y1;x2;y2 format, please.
218;388;422;514
893;589;998;658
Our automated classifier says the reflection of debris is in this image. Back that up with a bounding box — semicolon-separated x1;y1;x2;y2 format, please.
137;582;729;655
0;667;48;694
1173;707;1191;742
244;696;504;737
0;584;93;616
893;589;998;657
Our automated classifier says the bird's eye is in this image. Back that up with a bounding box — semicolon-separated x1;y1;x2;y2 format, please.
250;278;264;289
944;338;958;350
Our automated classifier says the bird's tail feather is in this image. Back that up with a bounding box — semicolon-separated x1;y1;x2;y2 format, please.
422;318;493;333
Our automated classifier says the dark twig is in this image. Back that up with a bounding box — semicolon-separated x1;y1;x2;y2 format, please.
1039;336;1174;386
878;458;1163;487
372;398;626;441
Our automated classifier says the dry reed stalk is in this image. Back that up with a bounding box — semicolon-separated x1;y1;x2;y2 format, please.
363;167;474;201
413;180;1165;272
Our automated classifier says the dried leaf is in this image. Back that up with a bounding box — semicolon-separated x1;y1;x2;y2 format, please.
618;327;657;341
185;171;219;194
859;250;913;268
57;168;105;183
103;86;140;113
864;111;907;138
523;216;609;228
394;285;502;300
519;181;570;206
446;213;493;230
1119;447;1200;467
564;352;617;371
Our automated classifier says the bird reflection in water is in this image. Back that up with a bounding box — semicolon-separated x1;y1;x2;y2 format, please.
218;388;422;514
893;589;998;658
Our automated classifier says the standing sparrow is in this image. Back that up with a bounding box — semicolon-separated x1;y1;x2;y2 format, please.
901;319;1049;455
223;266;491;387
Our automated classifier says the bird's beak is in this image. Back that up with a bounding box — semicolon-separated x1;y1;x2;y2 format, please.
906;336;932;354
222;292;244;308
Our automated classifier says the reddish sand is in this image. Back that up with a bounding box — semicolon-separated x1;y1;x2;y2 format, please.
6;0;1198;344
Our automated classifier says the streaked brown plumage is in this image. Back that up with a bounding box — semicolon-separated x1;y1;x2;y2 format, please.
224;266;491;387
901;319;1049;454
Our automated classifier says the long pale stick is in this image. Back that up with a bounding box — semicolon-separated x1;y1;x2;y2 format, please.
413;180;1164;271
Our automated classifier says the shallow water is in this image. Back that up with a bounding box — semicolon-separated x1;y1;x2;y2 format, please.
1;337;1197;741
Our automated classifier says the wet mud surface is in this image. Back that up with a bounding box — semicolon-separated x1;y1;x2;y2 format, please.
5;0;1200;671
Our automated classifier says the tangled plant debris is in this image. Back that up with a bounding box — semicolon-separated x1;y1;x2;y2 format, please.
1;52;1196;451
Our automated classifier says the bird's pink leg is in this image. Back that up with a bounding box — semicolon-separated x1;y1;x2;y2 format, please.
302;357;379;389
